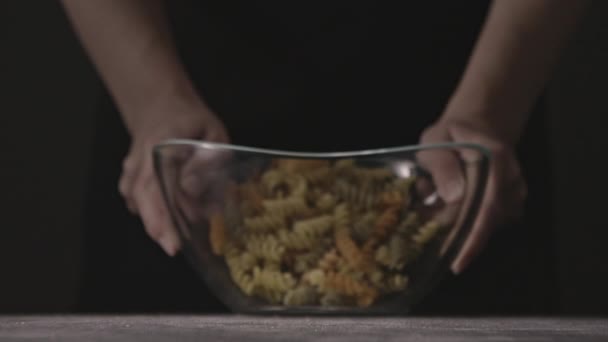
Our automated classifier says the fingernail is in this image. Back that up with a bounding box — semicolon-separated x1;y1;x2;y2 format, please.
159;234;178;257
451;261;464;275
442;179;465;203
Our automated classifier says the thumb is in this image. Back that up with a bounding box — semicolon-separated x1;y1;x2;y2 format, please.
418;126;465;203
179;147;231;199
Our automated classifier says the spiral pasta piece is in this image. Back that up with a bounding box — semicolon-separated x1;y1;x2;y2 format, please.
316;193;337;212
224;200;245;235
387;234;409;270
286;175;308;197
333;180;357;203
333;180;378;211
362;206;400;254
293;248;325;274
239;251;258;270
277;159;330;173
302;268;326;288
412;220;442;246
209;213;227;256
333;203;350;228
293;215;333;237
301;166;333;186
283;285;318;306
225;247;256;295
223;240;242;259
385;274;409;292
276;228;316;251
374;245;391;268
261;169;285;193
238;182;264;214
378;191;404;208
246;234;285;262
395;175;415;187
324;272;378;308
335;226;369;270
396;212;420;235
253;267;296;292
391;177;416;197
371;206;401;241
368;269;385;289
318;248;340;271
244;213;286;233
229;267;255;296
351;211;378;243
320;290;354;306
333;158;356;173
263;196;310;218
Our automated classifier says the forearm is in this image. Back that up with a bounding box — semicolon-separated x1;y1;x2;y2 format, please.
61;0;199;132
443;0;589;144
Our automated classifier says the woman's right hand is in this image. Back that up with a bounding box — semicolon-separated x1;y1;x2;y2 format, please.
119;94;229;256
60;0;234;256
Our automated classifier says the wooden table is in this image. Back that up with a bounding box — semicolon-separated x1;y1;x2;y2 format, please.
1;316;607;341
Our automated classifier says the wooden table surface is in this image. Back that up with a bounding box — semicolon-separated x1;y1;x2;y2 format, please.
1;316;607;341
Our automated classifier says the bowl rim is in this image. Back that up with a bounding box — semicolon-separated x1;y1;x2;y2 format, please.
153;138;492;160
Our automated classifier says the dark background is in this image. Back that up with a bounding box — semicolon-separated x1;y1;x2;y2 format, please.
1;0;608;315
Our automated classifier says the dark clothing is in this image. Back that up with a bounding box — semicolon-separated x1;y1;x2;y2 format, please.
77;0;557;314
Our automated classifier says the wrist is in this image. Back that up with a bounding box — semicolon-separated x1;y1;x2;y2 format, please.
439;90;529;146
120;76;208;135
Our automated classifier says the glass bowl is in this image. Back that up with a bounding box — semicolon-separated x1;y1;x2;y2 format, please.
153;140;490;315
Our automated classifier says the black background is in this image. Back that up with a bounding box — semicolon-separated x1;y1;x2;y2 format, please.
1;0;607;315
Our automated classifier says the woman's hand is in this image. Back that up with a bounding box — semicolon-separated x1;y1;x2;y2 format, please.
419;118;526;274
416;0;589;274
60;0;233;255
119;96;229;256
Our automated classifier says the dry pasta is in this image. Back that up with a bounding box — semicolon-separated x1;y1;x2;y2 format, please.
351;211;378;243
243;213;286;233
209;157;449;308
209;214;227;256
245;234;285;263
262;196;310;218
283;285;318;306
277;228;317;251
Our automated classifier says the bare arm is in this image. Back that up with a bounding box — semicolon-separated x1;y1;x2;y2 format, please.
422;0;589;273
61;0;227;256
60;0;202;132
443;0;590;143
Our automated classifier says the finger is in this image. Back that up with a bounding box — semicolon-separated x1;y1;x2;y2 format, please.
450;168;501;274
438;164;480;257
418;127;465;203
133;150;182;256
177;173;232;224
446;124;529;273
173;181;227;227
180;148;231;199
119;179;138;213
119;153;140;214
205;125;230;143
449;146;523;273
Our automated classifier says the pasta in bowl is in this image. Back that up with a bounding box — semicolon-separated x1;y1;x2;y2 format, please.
153;140;490;315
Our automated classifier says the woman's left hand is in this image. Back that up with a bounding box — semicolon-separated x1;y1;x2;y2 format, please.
418;118;527;274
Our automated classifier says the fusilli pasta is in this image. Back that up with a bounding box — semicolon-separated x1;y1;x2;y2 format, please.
210;157;448;308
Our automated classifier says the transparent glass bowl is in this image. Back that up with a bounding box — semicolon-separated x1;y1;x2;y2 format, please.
153;140;490;315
